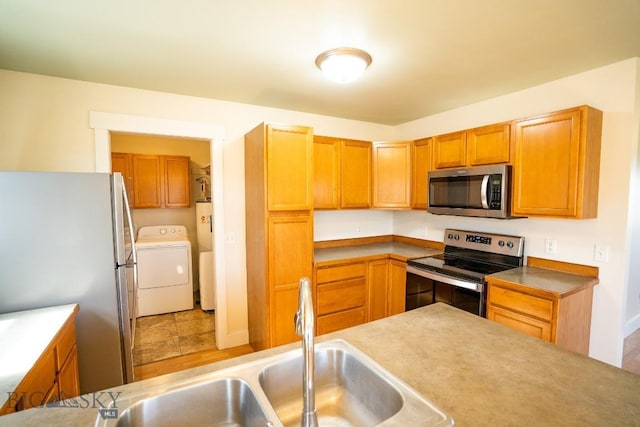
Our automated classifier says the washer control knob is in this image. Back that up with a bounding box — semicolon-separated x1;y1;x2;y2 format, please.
507;241;514;249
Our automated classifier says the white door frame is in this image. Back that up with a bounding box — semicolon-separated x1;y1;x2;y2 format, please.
89;111;233;349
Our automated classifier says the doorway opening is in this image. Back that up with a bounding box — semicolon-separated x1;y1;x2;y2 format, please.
90;112;236;356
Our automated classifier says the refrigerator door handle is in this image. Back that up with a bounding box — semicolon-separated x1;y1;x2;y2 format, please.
121;177;138;351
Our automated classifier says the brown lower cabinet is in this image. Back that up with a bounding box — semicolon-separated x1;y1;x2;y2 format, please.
0;307;80;415
315;261;368;335
486;274;595;355
314;256;408;335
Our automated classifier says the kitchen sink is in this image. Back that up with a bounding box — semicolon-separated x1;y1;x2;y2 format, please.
96;339;453;427
259;346;403;426
112;378;269;427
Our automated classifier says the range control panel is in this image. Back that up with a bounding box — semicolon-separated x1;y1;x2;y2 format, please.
444;229;524;257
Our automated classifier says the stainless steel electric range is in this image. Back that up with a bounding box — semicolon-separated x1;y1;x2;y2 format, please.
406;229;525;317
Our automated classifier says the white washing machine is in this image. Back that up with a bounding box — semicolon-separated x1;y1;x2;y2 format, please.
135;225;194;316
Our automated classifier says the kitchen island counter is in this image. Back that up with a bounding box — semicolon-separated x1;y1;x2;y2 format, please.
2;303;638;426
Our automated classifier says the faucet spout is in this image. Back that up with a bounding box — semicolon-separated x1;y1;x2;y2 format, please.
295;277;318;427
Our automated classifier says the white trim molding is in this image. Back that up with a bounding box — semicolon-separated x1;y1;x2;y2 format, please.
89;111;238;349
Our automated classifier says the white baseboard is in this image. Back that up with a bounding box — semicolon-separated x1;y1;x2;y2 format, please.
215;329;249;350
624;313;640;338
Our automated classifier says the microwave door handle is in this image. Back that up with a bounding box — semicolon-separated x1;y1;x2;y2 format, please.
480;175;490;209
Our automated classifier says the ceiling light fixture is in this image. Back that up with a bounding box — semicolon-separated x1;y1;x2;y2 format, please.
315;47;372;84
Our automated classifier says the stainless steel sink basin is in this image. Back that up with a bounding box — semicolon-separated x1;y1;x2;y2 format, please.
259;346;403;426
259;340;452;426
96;339;453;427
113;378;270;427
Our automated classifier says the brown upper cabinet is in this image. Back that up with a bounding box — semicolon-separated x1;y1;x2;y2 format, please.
432;123;511;169
266;125;313;211
111;153;191;209
411;138;431;209
313;136;371;209
313;136;341;209
111;152;134;205
372;141;412;209
512;105;602;219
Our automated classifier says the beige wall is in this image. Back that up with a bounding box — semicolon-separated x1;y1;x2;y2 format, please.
0;68;394;350
2;58;638;367
314;58;640;366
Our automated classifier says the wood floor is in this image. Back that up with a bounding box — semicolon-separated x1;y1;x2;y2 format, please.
134;344;254;380
622;328;640;375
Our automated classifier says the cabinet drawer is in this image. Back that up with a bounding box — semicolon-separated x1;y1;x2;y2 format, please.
489;285;554;321
488;306;552;342
317;278;366;315
317;262;366;283
317;307;367;335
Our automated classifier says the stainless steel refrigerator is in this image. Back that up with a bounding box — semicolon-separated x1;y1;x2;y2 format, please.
0;171;137;394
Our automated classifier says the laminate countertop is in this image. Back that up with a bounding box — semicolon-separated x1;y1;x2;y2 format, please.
487;265;599;296
0;304;79;411
3;303;638;426
314;241;442;265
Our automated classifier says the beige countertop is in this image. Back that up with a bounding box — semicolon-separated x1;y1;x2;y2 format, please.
487;265;599;296
0;304;79;411
3;303;638;426
314;241;441;265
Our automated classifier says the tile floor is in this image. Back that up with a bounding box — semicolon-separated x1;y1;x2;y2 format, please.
133;305;216;366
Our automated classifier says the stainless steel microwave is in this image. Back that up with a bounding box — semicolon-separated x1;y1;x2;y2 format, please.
428;164;513;218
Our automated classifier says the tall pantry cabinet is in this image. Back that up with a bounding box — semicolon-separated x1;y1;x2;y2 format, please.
245;123;314;350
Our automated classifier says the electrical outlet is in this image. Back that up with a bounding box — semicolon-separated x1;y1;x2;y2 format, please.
545;239;557;254
594;244;610;262
225;232;236;244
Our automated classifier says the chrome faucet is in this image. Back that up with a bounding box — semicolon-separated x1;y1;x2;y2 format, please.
294;277;318;427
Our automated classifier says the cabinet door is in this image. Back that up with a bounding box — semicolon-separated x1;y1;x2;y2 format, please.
111;152;134;205
513;110;580;217
367;259;389;321
372;141;412;208
268;214;313;346
341;139;371;208
267;125;313;211
512;106;601;218
411;138;430;209
313;136;341;209
388;259;407;315
58;346;80;401
467;123;511;166
164;156;191;207
132;155;163;208
432;131;466;169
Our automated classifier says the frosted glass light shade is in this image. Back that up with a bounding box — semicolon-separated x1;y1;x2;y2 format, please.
315;48;372;84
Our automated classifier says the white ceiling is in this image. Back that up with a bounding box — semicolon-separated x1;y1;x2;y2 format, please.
1;1;639;125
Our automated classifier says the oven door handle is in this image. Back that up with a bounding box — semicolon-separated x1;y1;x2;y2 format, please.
406;265;484;292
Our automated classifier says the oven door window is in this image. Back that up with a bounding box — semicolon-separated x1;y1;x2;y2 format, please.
434;281;484;316
405;272;434;311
